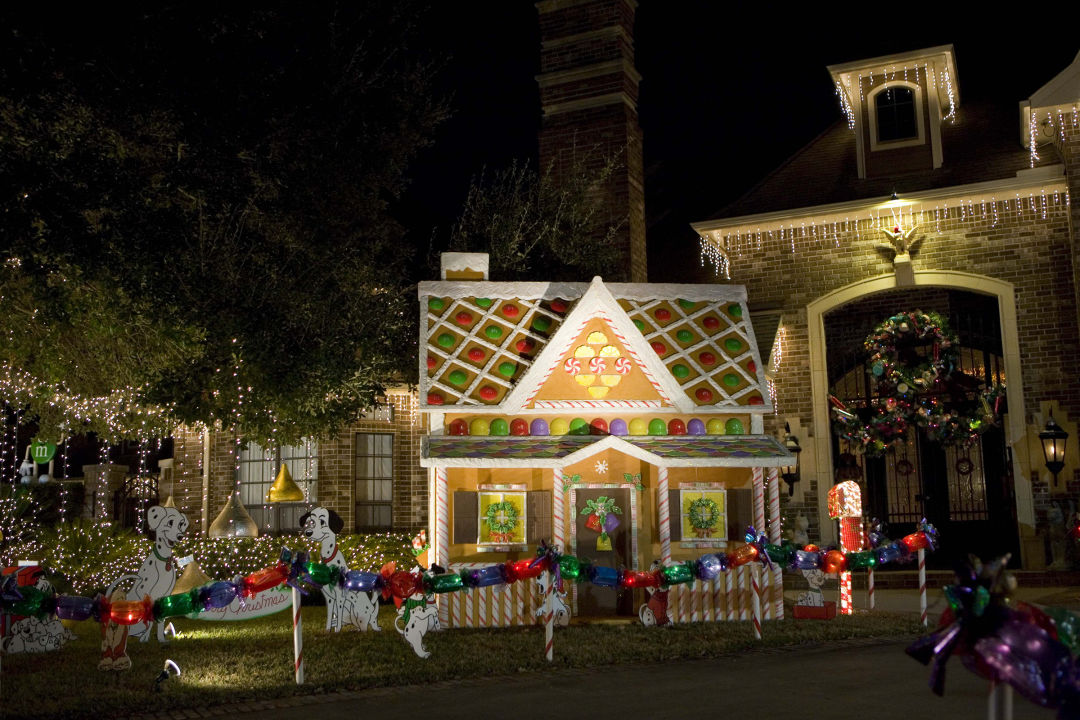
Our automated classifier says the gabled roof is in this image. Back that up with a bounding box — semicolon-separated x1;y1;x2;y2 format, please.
417;277;771;413
421;434;794;468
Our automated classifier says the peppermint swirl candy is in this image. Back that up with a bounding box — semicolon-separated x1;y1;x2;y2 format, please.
588;357;605;374
563;358;582;374
614;357;632;375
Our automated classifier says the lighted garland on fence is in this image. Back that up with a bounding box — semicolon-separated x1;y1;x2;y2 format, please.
831;310;1006;457
1;525;938;628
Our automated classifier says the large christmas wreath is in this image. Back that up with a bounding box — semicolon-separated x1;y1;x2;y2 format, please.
864;310;957;394
687;497;720;538
485;501;518;542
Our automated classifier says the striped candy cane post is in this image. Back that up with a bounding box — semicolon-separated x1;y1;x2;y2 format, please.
737;565;748;620
657;466;671;563
752;467;766;536
726;570;736;621
919;548;927;627
712;576;722;623
292;586;304;685
553;467;565;548
762;567;772;621
868;567;875;610
767;468;784;620
751;564;762;640
436;467;449;627
544;570;554;662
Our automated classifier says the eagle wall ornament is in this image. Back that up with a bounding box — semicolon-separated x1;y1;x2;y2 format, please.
876;223;923;287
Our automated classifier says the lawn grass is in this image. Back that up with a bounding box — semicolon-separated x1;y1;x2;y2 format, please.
1;605;924;720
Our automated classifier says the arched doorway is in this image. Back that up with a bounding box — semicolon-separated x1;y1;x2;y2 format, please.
824;288;1017;566
806;271;1031;566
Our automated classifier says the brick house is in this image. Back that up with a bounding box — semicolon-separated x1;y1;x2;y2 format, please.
692;47;1080;568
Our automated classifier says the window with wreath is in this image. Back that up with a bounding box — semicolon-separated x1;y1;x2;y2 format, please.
452;486;551;549
237;439;318;532
669;486;727;547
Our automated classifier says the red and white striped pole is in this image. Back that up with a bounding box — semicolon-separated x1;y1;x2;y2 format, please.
544;569;554;662
918;548;928;627
657;466;671;564
868;567;875;610
435;467;449;627
292;585;304;684
751;563;762;640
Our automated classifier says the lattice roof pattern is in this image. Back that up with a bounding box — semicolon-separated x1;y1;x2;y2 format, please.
418;279;770;412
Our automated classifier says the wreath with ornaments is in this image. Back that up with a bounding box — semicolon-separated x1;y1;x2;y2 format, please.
485;501;518;540
687;497;720;537
831;310;1005;457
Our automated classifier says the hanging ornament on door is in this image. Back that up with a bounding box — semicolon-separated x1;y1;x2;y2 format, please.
581;497;622;551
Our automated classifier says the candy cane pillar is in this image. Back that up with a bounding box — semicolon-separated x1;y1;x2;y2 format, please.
657;466;671;564
827;480;864;616
766;467;784;620
292;585;304;684
751;467;769;621
435;467;449;627
553;467;566;549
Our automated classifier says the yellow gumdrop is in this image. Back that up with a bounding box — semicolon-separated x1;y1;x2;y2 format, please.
629;418;649;436
601;375;621;387
550;418;570;435
575;374;596;386
469;418;491;436
587;386;610;398
587;331;609;345
706;418;726;435
599;344;620;357
574;345;596;358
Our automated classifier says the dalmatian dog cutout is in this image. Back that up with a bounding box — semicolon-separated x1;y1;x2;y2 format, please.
395;590;439;659
108;506;188;645
534;572;570;627
300;507;381;633
796;568;827;608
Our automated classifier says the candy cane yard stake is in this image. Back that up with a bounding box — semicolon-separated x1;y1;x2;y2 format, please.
751;563;762;640
292;585;304;684
544;569;554;662
919;547;928;627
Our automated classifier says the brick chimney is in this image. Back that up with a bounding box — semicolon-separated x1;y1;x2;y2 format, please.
536;0;646;282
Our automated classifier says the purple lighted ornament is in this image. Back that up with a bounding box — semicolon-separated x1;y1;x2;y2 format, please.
609;418;628;436
687;418;706;435
603;512;621;533
696;553;728;580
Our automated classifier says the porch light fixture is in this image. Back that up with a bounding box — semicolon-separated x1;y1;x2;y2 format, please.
781;423;802;496
1039;412;1069;481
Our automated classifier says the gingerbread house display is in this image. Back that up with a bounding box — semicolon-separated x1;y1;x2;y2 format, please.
419;253;795;626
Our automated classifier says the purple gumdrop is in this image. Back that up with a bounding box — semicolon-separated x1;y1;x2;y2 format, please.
530;418;549;436
687;418;706;435
609;418;628;436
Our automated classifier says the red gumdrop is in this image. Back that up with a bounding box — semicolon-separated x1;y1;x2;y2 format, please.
668;418;686;435
589;418;608;435
448;419;468;435
748;395;765;405
516;338;534;354
747;360;757;374
427;356;437;370
510;418;529;436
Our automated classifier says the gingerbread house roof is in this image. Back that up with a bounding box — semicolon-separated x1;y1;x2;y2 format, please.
418;276;771;414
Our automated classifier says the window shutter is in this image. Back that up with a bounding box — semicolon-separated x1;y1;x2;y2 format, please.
453;490;478;544
527;490;552;544
668;490;682;542
727;489;752;541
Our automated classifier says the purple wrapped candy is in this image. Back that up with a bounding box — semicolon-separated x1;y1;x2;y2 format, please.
529;419;549;436
793;549;823;570
687;418;706;435
343;570;381;592
609;418;628;436
603;512;621;533
201;581;240;610
461;565;507;588
696;553;728;580
876;541;911;566
55;595;95;622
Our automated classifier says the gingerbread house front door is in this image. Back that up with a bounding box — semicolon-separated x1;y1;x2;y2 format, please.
573;487;634;617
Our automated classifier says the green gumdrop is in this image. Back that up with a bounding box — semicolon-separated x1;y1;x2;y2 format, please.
661;562;695;587
437;333;455;348
485;326;503;340
448;370;468;386
568;418;590;436
533;316;551;332
672;364;690;379
559;555;582;581
648;418;667;435
676;329;694;343
724;338;743;353
728;303;743;317
490;418;510;436
428;297;445;311
475;298;492;308
723;373;740;387
497;361;516;377
725;418;744;434
428;573;464;594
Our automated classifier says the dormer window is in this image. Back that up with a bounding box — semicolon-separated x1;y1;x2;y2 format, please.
867;82;925;151
875;87;917;142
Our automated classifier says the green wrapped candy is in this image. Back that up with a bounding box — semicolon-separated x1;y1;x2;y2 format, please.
6;586;47;616
155;591;198;619
765;543;793;565
846;550;876;571
1046;606;1080;655
559;555;582;581
304;561;339;587
427;573;464;594
660;562;695;587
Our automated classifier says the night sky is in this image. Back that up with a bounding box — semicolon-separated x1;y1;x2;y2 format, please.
404;4;1079;282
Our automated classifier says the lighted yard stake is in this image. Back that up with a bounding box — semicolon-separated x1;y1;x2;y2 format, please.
292;586;304;684
827;480;864;615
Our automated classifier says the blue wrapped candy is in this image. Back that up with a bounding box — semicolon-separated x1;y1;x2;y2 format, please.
343;570;381;592
461;565;507;588
793;549;823;570
588;565;620;587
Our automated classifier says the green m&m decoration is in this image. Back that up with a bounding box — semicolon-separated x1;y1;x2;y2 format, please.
676;329;694;343
428;297;445;311
633;319;645;331
485;325;503;340
724;338;743;353
474;298;493;308
727;303;743;317
437;333;455;348
677;299;695;310
448;370;468;386
498;362;516;377
723;373;740;387
672;364;690;379
533;316;551;332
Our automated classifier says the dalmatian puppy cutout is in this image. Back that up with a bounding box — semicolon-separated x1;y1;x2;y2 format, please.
300;507;380;633
2;616;74;653
638;561;670;627
394;583;439;659
796;568;827;608
533;571;570;627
